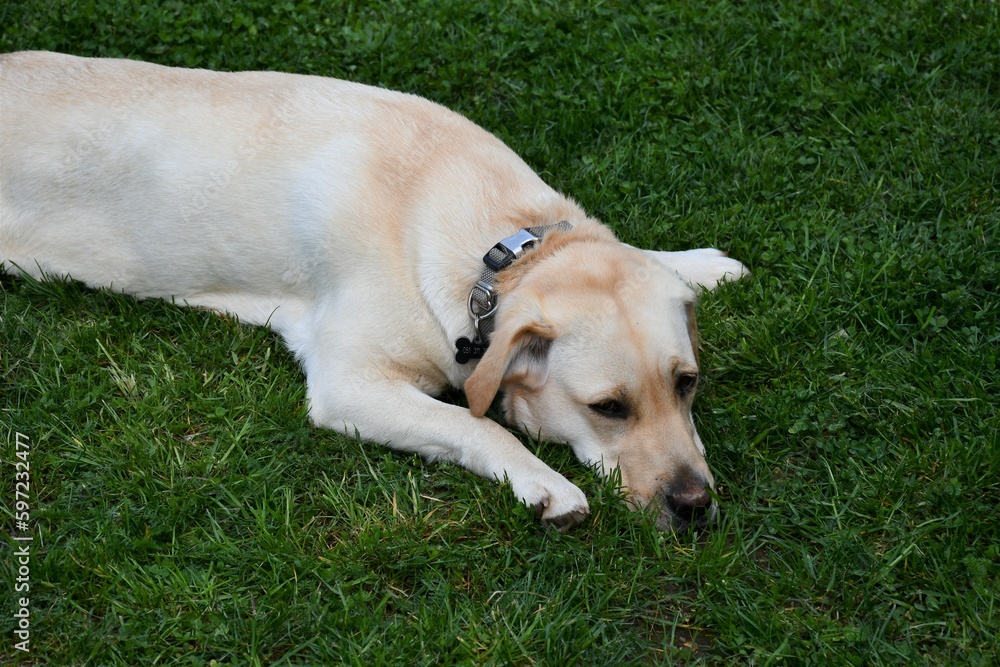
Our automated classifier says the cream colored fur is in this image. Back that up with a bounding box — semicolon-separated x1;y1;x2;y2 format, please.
0;52;747;531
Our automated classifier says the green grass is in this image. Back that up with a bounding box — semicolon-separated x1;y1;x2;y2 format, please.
2;0;998;664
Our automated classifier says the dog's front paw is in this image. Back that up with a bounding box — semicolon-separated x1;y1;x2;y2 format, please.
514;475;590;533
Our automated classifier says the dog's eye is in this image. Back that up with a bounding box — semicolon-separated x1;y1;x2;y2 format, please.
676;373;698;398
589;399;628;420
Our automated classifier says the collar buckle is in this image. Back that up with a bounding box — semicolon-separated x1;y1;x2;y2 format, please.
483;229;541;271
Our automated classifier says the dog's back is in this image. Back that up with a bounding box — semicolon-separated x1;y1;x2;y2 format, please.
0;52;554;324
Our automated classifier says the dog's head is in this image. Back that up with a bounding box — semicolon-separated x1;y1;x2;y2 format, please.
465;237;747;530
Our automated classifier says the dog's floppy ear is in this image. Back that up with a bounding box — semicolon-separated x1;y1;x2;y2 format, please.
643;248;749;292
464;299;556;418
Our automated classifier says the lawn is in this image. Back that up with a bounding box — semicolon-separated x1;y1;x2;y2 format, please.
1;1;997;664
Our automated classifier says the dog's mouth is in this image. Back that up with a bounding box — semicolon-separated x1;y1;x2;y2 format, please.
648;482;717;531
654;498;717;532
627;485;717;531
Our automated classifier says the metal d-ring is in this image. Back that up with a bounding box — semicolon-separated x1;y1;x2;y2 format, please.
468;281;496;316
467;282;498;341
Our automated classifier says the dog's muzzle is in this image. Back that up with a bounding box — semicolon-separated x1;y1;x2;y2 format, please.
656;469;716;531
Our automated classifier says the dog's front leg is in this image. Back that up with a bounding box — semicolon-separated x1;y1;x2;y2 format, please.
307;377;589;532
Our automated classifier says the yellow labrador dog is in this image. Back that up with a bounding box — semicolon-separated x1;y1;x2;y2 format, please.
0;52;747;531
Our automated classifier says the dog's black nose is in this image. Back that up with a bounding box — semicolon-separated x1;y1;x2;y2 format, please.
666;488;713;526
